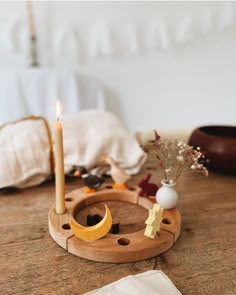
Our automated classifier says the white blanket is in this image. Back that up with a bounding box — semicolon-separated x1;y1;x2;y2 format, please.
0;117;52;188
63;111;147;175
0;111;146;189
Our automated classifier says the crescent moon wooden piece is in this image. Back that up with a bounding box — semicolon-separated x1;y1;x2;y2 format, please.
70;205;112;241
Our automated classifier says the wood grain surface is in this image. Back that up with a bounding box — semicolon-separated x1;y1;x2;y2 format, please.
0;157;236;294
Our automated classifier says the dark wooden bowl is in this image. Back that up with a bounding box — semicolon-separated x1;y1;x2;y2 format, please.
188;126;236;175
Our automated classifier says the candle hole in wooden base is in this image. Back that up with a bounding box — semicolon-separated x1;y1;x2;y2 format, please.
162;218;171;225
62;223;71;230
128;187;136;191
65;197;73;202
117;238;130;246
105;185;112;189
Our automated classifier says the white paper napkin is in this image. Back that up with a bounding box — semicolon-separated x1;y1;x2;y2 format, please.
84;270;182;295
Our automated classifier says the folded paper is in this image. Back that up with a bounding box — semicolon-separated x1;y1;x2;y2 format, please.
84;270;181;295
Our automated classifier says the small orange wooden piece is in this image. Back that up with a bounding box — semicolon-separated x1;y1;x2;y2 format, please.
82;186;96;194
112;183;127;190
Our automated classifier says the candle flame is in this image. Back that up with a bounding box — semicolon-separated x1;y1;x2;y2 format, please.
56;101;61;121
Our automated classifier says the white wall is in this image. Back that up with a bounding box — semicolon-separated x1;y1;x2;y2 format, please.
0;1;236;131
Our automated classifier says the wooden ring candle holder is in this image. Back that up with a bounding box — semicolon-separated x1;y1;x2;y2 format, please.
48;185;181;263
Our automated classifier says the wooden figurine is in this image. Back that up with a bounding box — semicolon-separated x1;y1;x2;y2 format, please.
144;204;163;239
70;205;112;241
103;156;131;189
87;214;102;226
81;172;105;194
138;173;158;197
72;166;87;177
87;209;120;234
71;166;105;193
110;222;120;234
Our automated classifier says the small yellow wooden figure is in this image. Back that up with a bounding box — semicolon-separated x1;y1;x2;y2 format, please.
144;204;164;239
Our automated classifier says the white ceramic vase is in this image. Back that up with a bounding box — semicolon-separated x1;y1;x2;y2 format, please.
156;180;178;209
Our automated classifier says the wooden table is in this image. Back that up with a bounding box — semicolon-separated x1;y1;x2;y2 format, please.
0;166;236;295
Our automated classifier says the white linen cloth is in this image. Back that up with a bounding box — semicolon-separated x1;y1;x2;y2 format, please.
84;270;181;295
0;67;105;125
62;110;147;175
0;111;146;189
0;117;52;188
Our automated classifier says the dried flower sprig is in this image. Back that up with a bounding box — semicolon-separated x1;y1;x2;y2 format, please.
144;131;208;184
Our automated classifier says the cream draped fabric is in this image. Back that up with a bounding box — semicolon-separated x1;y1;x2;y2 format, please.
63;111;147;175
0;117;53;188
0;111;147;189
